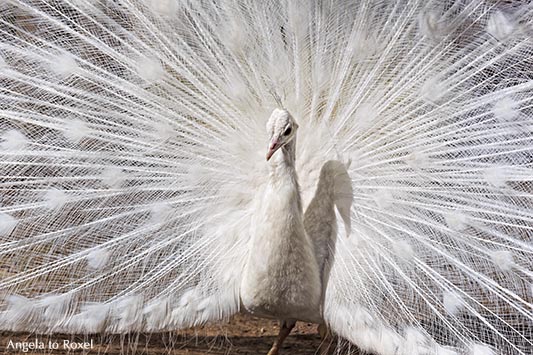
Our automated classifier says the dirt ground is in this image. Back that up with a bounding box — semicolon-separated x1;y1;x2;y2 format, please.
0;314;328;355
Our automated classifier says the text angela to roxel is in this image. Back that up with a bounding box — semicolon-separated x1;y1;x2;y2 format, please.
5;338;94;352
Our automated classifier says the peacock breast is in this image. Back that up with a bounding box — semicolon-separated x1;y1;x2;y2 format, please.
240;181;322;322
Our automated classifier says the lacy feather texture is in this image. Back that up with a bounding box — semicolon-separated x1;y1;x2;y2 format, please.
0;1;532;355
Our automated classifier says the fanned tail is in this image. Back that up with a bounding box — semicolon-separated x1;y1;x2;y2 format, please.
0;1;531;355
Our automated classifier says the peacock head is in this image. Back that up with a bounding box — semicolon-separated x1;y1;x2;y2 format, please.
266;108;299;161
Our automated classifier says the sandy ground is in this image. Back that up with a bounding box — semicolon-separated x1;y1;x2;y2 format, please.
0;314;332;355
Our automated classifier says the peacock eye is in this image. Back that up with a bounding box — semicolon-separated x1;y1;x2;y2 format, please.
283;127;292;136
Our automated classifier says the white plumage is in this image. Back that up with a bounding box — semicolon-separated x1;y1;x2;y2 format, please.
240;110;352;353
0;1;532;355
241;110;322;324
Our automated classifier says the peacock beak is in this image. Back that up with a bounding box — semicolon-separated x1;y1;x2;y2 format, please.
266;140;280;161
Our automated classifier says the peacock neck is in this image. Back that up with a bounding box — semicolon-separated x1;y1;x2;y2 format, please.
268;138;297;181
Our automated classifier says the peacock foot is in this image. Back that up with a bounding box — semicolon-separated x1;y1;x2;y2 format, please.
266;346;279;355
266;319;296;355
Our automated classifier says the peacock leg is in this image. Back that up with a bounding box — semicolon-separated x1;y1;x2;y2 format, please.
318;323;334;355
266;319;296;355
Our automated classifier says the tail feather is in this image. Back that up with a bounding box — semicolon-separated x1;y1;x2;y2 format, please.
0;1;531;354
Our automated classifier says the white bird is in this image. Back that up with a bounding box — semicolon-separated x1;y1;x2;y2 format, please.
241;108;351;354
0;1;532;355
